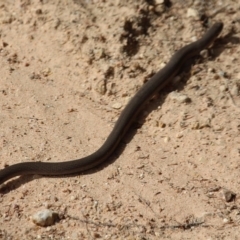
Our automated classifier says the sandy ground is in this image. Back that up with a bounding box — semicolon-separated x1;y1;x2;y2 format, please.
0;0;240;239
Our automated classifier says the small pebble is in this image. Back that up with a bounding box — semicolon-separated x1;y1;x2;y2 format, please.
155;0;164;4
223;218;231;224
213;124;223;131
163;136;170;143
95;78;107;95
112;102;122;109
221;189;236;202
200;49;209;58
219;85;227;92
70;195;76;201
187;8;199;18
41;68;51;77
176;132;183;138
230;84;239;96
169;91;191;103
32;209;59;227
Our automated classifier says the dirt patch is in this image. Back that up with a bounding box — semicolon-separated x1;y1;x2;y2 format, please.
1;0;240;239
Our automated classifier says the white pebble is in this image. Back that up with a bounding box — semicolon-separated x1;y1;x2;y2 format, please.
155;0;164;4
187;8;199;18
169;91;191;103
163;136;170;143
32;209;59;227
219;85;227;92
112;102;122;109
223;218;230;224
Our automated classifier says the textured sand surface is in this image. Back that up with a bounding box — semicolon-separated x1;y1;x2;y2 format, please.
1;0;240;239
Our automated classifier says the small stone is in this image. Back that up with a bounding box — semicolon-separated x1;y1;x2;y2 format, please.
187;8;199;18
112;102;122;109
93;232;101;238
200;49;209;58
230;84;239;96
199;118;211;128
93;48;107;60
3;42;8;47
206;192;215;198
176;132;183;138
223;218;231;224
155;0;164;4
208;68;215;73
213;124;223;131
218;71;228;78
169;91;191;103
219;85;227;92
53;18;61;29
163;137;170;143
95;78;107;95
192;121;200;130
159;121;166;128
154;3;165;13
32;209;59;227
70;195;76;201
221;189;236;202
201;212;213;219
36;9;42;14
41;68;52;77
